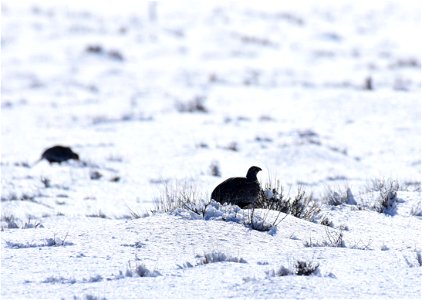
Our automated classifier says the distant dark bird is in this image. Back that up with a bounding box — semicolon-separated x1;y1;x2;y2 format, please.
211;166;262;208
35;145;79;165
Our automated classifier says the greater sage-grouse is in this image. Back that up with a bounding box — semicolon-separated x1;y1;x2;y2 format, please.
211;166;262;208
39;145;79;164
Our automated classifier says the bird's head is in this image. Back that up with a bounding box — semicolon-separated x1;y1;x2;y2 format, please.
71;153;80;160
246;166;262;181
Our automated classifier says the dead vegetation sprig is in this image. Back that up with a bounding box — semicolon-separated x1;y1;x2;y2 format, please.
410;202;422;217
256;180;321;222
303;227;373;250
304;227;345;248
245;207;280;233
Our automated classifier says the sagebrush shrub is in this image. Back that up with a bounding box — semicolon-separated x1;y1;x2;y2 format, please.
257;180;321;222
125;263;161;277
1;215;19;229
268;260;320;277
175;96;208;113
295;261;320;276
364;179;400;214
322;186;356;206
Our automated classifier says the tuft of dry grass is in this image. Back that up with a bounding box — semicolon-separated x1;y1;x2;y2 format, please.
153;181;210;216
197;251;247;265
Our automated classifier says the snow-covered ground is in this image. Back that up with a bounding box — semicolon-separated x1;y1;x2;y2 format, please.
1;0;421;299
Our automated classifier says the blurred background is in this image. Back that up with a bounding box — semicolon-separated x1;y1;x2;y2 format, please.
1;0;420;218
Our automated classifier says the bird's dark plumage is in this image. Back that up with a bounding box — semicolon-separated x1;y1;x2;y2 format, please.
211;166;262;208
41;145;79;163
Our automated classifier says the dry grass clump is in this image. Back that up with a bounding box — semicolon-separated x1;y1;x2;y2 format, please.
153;181;210;216
197;251;247;265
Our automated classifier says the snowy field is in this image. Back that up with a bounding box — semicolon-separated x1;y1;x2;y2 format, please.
1;0;421;299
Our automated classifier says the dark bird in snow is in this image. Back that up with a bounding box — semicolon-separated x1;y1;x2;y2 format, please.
35;145;79;164
211;166;262;208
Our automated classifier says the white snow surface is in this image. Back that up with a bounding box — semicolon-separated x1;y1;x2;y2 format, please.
1;0;421;299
